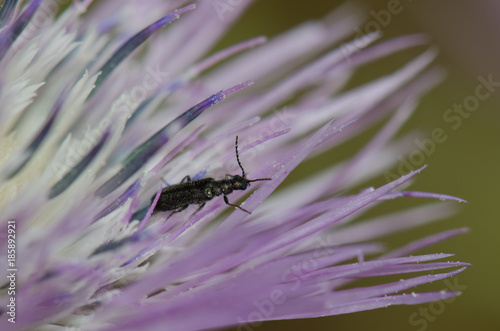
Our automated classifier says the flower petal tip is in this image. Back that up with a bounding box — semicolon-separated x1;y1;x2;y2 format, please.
224;81;254;95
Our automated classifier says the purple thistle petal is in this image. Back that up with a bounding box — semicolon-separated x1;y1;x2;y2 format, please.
331;97;417;189
90;4;196;97
328;267;467;304
250;166;427;257
102;162;421;312
342;34;429;70
151;124;205;173
0;0;17;28
124;37;265;130
95;82;251;197
381;190;468;203
49;129;111;198
189;36;267;78
330;203;458;244
147;0;254;75
205;8;363;89
93;179;142;222
0;2;470;330
0;0;43;60
100;267;466;331
271;291;462;320
356;261;471;277
138;185;162;231
382;228;470;259
6;87;67;178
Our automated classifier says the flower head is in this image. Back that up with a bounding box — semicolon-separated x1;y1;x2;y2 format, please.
0;1;468;330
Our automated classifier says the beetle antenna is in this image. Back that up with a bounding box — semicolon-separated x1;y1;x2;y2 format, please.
248;178;272;183
235;136;246;178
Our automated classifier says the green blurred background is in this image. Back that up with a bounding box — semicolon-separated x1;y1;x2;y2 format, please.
220;0;499;330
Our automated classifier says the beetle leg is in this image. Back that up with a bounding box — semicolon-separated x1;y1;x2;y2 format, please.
165;204;189;220
223;195;251;214
193;203;206;215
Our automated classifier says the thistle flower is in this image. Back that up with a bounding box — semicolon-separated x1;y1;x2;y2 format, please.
0;1;469;330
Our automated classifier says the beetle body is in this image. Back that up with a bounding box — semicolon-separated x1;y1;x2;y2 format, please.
154;175;250;211
152;137;270;214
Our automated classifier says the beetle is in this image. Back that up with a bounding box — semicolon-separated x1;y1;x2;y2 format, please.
152;136;271;214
